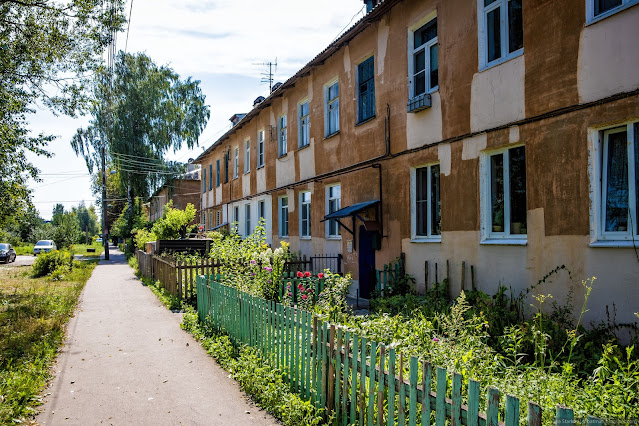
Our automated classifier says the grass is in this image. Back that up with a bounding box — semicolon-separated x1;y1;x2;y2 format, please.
13;245;33;256
0;259;98;423
70;242;105;258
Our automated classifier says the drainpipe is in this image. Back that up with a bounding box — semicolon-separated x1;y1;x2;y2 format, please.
372;163;385;238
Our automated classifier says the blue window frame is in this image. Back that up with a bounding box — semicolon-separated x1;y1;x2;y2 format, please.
357;57;375;123
216;159;220;187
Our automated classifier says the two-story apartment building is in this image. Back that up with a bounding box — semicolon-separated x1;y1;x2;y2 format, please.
195;0;639;326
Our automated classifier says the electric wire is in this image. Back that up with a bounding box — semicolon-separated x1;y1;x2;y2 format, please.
124;0;134;53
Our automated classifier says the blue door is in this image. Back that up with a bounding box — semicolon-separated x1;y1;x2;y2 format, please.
358;225;376;299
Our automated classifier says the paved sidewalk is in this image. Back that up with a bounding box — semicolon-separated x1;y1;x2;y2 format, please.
37;248;277;426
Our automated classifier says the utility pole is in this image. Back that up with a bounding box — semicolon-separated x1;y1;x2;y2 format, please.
256;59;277;92
102;144;109;260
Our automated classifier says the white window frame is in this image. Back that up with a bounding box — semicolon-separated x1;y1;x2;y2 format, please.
324;79;339;137
410;164;442;242
279;196;289;238
216;210;221;226
480;144;527;244
325;184;342;238
298;100;310;148
233;147;239;178
477;0;524;70
299;191;311;239
245;203;251;236
586;0;639;24
244;139;250;174
589;121;639;246
278;115;287;157
408;15;438;99
233;206;240;233
257;129;265;168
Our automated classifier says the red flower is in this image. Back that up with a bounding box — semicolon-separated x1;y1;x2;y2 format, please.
301;294;308;300
297;283;304;290
304;271;311;278
318;273;324;279
296;271;303;278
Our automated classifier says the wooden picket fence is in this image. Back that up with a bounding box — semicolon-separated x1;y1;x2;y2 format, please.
376;261;402;296
196;275;600;425
136;251;221;301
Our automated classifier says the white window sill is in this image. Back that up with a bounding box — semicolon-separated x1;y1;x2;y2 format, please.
326;236;342;241
300;236;312;240
587;1;639;25
589;240;639;248
480;238;527;246
479;48;523;72
410;237;442;243
279;236;289;239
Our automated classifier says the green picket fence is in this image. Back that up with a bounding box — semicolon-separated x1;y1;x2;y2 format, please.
376;261;402;296
196;275;599;426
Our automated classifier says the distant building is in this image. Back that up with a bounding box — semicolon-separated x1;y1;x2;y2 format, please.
194;0;639;327
147;166;201;223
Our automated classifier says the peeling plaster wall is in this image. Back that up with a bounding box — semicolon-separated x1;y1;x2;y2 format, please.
470;56;526;132
578;6;639;103
406;92;443;149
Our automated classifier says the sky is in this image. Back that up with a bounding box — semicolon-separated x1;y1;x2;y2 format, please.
27;0;366;220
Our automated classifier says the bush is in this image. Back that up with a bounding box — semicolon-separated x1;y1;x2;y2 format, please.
31;250;74;278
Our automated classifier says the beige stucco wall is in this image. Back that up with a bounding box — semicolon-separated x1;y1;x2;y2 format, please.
406;92;443;149
470;55;526;132
578;6;639;103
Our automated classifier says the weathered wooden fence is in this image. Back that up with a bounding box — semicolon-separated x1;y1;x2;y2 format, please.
197;275;598;426
136;250;221;301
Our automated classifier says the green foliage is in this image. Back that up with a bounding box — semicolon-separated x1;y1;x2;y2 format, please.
208;220;289;301
181;309;324;426
71;51;210;202
151;201;196;240
31;250;74;279
0;0;126;227
134;228;156;251
0;256;98;423
111;199;148;240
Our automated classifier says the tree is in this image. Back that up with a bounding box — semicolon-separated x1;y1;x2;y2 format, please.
72;202;99;237
71;52;210;205
52;213;81;248
150;201;196;240
0;0;126;223
51;203;64;226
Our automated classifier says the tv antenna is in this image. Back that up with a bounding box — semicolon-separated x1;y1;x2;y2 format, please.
255;59;277;92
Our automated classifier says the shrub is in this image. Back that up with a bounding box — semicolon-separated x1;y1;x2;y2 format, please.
31;250;74;278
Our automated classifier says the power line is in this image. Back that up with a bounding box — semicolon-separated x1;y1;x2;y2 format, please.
124;0;134;53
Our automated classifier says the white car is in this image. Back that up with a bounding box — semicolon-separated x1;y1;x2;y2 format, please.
33;240;57;255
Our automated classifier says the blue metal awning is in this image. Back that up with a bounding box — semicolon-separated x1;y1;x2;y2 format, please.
209;222;229;231
322;200;379;221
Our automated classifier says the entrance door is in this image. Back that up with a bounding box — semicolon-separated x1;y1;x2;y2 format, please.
358;225;376;299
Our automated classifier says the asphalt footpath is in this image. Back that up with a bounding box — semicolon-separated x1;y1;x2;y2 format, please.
37;247;278;426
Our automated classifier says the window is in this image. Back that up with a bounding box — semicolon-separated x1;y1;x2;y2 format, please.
258;200;266;228
216;160;220;187
357;56;375;123
412;164;441;239
279;197;289;238
245;204;251;236
224;152;229;183
257;130;265;168
482;146;527;240
278;115;287;156
234;206;239;223
587;0;638;22
299;101;310;148
208;212;213;230
325;81;339;136
479;0;523;69
326;185;341;238
209;164;213;191
234;147;239;178
202;168;206;193
300;191;311;238
592;123;639;242
411;18;438;98
244;140;250;174
216;210;221;226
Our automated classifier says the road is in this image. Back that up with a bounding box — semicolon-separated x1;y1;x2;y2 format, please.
0;255;35;267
